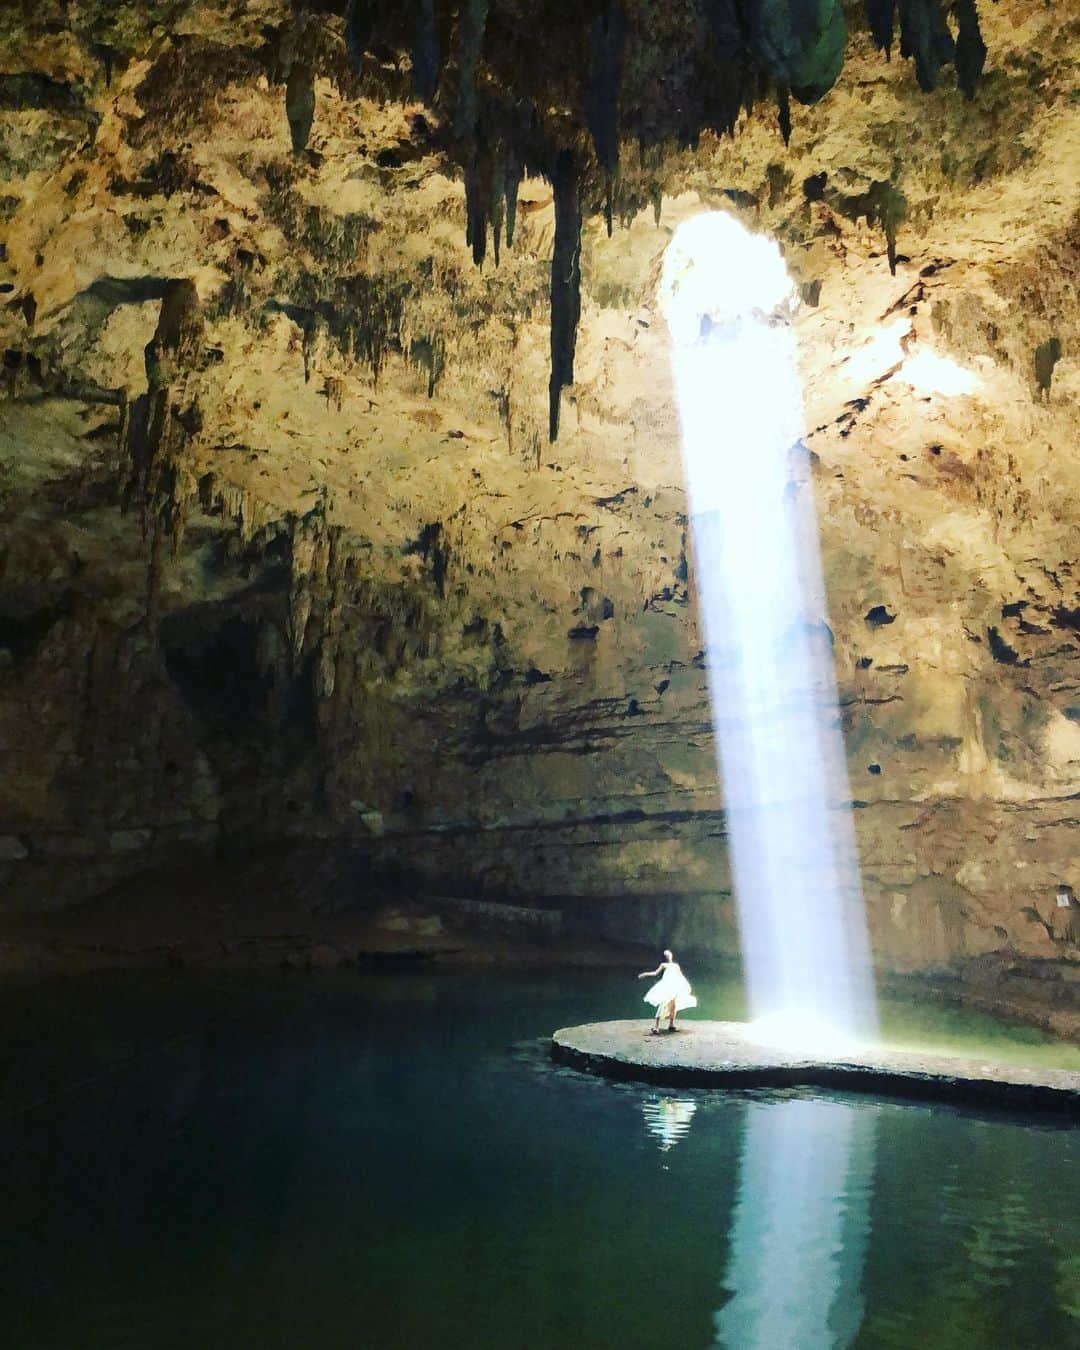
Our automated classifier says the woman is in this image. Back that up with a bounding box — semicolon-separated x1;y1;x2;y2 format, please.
638;949;698;1034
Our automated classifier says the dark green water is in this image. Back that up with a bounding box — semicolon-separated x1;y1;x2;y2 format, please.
1;968;1077;1349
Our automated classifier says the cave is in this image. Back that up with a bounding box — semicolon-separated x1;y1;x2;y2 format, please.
0;1;1078;1345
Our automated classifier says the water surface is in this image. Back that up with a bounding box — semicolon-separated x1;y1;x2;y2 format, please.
1;969;1077;1349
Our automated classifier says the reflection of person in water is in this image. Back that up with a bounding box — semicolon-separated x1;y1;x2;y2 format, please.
642;1097;698;1152
638;949;698;1034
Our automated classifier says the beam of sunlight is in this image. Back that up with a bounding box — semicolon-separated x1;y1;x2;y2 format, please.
714;1099;877;1349
661;211;877;1044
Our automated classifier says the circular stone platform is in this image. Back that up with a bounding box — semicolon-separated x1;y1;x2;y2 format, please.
551;1021;1080;1115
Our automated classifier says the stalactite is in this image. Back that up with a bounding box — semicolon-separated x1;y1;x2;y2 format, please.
409;522;451;598
410;336;445;397
504;147;523;248
864;0;897;56
413;0;439;101
548;149;581;444
584;0;626;180
115;393;130;488
287;496;336;667
123;389;162;521
953;0;986;100
864;180;906;274
702;0;746;137
344;0;374;73
286;62;315;155
898;0;955;92
302;313;327;384
455;0;492;272
465;131;517;267
464;152;491;266
122;279;204;611
489;153;506;265
454;0;489;142
326;276;406;384
148;279;204;377
746;0;847;105
777;84;792;145
1034;338;1062;401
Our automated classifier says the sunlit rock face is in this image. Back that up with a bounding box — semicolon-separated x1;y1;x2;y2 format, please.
0;2;1077;1020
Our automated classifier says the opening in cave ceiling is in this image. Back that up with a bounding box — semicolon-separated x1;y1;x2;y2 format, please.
311;0;988;439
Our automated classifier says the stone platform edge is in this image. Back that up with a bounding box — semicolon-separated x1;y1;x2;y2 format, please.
551;1021;1080;1116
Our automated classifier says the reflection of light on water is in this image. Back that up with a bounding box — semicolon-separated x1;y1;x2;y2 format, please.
641;1096;698;1152
715;1099;877;1349
660;211;877;1043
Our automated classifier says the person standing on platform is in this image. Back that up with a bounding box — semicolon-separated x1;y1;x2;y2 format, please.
638;949;698;1034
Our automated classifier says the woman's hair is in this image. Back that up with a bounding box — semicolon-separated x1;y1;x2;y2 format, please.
663;949;673;961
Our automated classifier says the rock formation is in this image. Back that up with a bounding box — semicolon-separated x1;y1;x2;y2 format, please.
0;1;1077;1026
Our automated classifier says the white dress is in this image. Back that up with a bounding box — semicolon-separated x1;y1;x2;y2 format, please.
644;961;698;1012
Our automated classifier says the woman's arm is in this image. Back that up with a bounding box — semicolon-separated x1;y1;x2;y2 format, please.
637;966;662;979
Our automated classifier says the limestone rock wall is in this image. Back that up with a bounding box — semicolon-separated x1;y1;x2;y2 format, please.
0;1;1078;987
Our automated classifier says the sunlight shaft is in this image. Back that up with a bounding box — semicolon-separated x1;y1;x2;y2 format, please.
661;212;877;1043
